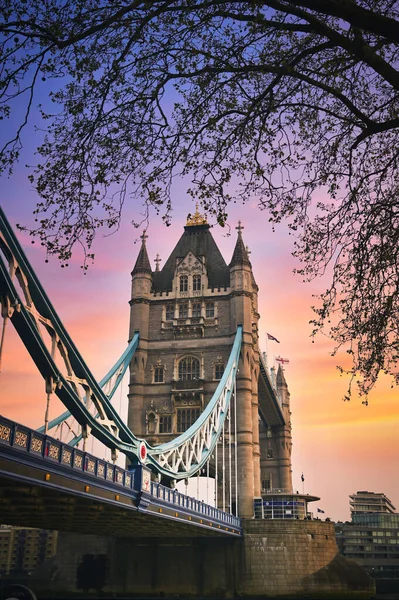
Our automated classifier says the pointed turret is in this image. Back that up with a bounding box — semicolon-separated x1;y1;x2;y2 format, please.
132;232;152;275
128;231;153;438
274;362;292;491
229;221;251;267
276;364;288;388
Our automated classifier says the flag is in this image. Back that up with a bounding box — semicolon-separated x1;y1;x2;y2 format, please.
276;357;290;364
301;473;304;482
267;333;280;343
317;508;325;514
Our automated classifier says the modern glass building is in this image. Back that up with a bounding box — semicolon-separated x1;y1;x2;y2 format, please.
336;493;399;593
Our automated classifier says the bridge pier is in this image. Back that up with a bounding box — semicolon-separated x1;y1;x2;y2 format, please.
30;522;374;598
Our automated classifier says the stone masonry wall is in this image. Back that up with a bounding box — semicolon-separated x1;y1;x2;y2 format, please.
32;522;374;598
242;519;375;598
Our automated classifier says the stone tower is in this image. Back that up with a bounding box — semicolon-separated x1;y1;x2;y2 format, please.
128;210;292;517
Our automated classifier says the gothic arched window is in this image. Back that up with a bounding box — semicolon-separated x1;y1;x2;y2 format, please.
214;363;225;380
178;356;200;381
193;274;201;291
180;275;188;292
147;412;156;435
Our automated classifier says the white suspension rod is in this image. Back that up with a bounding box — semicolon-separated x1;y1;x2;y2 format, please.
222;416;225;513
229;406;232;515
215;439;218;508
234;375;238;517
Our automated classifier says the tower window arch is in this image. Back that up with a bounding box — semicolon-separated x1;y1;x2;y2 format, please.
147;412;156;435
178;356;200;381
193;274;201;291
214;363;225;380
180;275;188;292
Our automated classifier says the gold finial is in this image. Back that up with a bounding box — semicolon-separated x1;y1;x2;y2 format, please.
186;203;208;227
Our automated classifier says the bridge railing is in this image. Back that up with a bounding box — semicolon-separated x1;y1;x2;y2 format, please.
0;415;242;531
0;415;135;490
150;481;241;528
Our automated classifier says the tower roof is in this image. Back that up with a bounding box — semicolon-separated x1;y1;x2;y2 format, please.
276;364;288;387
230;221;251;267
152;223;230;292
132;233;152;275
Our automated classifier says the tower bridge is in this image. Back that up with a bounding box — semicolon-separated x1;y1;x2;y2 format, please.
0;206;374;598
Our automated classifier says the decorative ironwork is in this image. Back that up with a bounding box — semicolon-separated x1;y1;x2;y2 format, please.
31;437;43;453
106;466;113;481
0;424;11;442
116;470;123;484
86;459;95;473
15;431;28;448
48;444;60;460
125;473;131;487
97;463;105;477
186;204;208;227
74;454;83;469
62;448;72;464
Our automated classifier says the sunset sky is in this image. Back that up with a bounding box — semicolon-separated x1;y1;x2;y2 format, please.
1;135;399;523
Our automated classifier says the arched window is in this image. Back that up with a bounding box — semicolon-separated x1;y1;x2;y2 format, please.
193;274;201;291
180;275;188;292
147;413;156;435
214;363;225;380
178;356;200;381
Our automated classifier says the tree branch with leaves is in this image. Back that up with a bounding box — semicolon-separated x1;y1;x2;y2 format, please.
1;0;399;397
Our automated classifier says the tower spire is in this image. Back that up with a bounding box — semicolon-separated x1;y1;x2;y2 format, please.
230;221;251;267
132;231;152;275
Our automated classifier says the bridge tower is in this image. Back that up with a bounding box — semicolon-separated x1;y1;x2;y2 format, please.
128;209;292;518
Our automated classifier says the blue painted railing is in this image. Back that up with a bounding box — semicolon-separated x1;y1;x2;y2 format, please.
0;415;241;532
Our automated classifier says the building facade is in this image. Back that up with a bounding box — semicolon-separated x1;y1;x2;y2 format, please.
0;525;58;576
336;492;399;593
350;491;396;516
127;211;293;517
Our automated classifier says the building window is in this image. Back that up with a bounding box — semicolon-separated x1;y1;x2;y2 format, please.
262;475;272;491
193;274;201;291
179;304;188;319
165;304;174;320
154;367;164;383
192;303;201;318
267;448;274;459
177;408;201;432
159;415;172;433
206;303;215;318
215;363;225;380
180;275;188;292
178;356;200;380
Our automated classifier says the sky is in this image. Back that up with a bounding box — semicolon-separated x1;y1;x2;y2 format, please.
1;104;399;525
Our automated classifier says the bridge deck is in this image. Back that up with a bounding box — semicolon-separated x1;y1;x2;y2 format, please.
0;416;241;538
